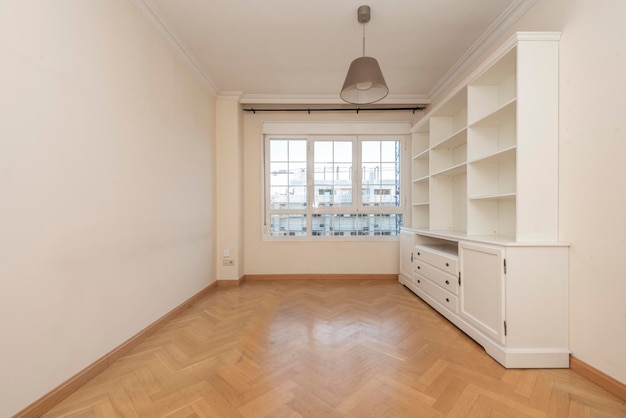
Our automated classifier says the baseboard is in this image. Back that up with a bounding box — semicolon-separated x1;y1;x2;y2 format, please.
570;355;626;401
217;275;246;287
244;273;397;281
13;282;218;418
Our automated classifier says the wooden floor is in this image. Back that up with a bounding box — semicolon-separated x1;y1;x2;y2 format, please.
44;280;626;417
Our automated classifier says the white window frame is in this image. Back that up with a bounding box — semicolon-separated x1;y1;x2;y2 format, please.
262;122;411;241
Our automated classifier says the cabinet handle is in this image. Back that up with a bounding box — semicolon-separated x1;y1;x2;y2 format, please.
445;262;449;267
417;266;420;270
410;253;413;262
445;280;450;285
417;252;420;256
446;298;450;302
417;279;421;284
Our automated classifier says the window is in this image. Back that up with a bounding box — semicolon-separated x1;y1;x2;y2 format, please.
264;124;408;239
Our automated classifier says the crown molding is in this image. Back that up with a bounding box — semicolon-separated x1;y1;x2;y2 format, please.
217;91;244;102
239;94;430;105
428;0;539;101
129;0;537;105
128;0;219;94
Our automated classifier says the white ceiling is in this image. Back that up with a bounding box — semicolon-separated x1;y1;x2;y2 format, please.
130;0;538;104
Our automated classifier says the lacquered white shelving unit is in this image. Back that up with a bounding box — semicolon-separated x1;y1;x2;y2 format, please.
400;32;569;368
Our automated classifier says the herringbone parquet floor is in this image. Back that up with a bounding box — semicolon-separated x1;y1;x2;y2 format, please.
43;280;626;417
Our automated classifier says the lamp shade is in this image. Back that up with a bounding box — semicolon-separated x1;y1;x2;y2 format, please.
340;56;389;104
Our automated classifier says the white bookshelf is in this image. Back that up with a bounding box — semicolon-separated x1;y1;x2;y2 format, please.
401;32;569;369
408;32;560;242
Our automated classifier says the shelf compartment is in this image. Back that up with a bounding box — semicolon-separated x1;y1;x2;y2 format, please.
429;88;468;146
412;151;429;180
469;145;516;165
468;47;517;125
467;197;516;238
412;204;430;229
468;151;516;199
412;131;429;158
431;162;467;178
468;106;516;161
469;99;516;128
431;127;468;150
430;115;468;147
430;171;467;233
430;141;467;175
412;178;429;205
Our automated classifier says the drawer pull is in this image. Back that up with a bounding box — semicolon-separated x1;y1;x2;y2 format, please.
417;279;421;284
445;262;449;267
445;280;450;285
417;266;421;270
446;298;450;302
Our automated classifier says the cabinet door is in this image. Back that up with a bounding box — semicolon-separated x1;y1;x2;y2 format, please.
399;230;414;281
459;242;506;344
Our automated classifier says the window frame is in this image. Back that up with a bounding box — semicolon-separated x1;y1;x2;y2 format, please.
262;122;410;241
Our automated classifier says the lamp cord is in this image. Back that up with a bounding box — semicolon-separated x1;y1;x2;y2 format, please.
362;24;366;57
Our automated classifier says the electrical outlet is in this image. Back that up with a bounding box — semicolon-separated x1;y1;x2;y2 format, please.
223;259;235;266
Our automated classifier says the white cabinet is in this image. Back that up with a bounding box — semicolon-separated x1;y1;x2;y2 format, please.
413;244;459;314
399;229;414;282
400;233;569;368
400;32;569;369
459;242;505;344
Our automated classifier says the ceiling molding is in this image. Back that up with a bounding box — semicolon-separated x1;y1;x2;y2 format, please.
128;0;219;94
428;0;539;101
217;91;244;101
129;0;535;105
239;94;430;105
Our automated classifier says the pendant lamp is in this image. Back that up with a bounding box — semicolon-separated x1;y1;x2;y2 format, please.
340;5;389;104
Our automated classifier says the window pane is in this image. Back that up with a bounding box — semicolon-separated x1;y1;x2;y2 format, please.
361;141;380;162
362;140;400;207
289;140;307;161
270;140;289;161
314;140;352;207
357;214;402;236
270;163;288;185
310;213;402;236
314;141;333;161
269;139;307;209
289;186;307;208
334;141;352;162
289;162;306;186
270;186;288;209
270;214;307;236
381;141;396;162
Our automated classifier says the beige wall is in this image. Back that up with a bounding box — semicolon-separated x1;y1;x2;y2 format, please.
0;1;217;416
243;110;418;275
216;95;244;280
428;0;626;384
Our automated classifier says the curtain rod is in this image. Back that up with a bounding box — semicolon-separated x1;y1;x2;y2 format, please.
243;106;426;114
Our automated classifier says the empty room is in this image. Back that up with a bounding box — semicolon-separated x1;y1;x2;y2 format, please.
2;0;625;416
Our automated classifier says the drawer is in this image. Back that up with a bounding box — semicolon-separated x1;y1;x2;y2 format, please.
414;260;458;296
414;244;458;276
415;273;459;314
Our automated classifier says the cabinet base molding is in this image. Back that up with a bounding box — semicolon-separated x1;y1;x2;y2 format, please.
13;282;218;418
571;356;626;401
244;274;397;281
